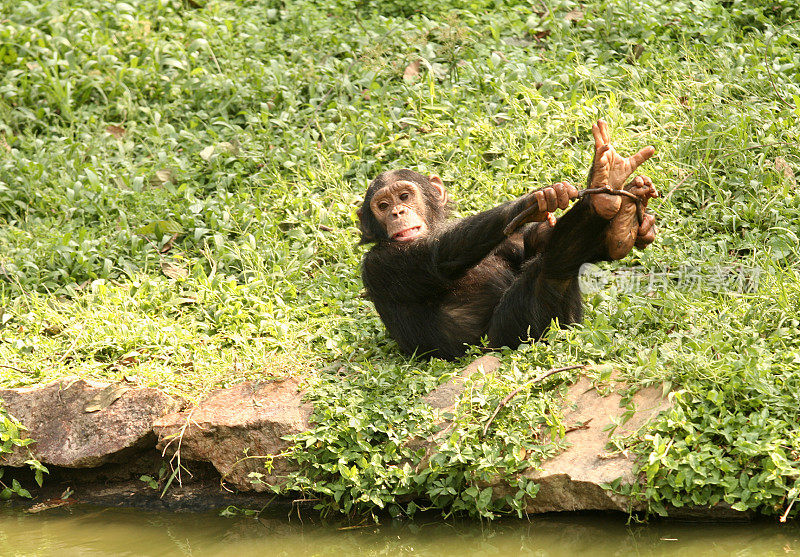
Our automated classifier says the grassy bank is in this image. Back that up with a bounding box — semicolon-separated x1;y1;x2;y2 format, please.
1;0;799;517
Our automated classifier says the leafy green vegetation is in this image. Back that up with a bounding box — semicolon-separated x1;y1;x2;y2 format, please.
0;402;47;499
0;0;799;518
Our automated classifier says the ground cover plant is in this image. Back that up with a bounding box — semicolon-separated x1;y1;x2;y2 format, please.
0;0;799;517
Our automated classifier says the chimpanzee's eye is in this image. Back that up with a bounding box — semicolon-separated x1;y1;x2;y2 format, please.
378;202;389;211
399;192;410;201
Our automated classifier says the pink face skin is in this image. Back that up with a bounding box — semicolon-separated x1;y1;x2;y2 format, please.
369;177;447;242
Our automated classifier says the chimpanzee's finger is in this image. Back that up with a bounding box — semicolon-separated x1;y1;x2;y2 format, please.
592;122;604;149
598;120;611;144
635;213;656;248
625;175;659;208
638;212;655;234
627;146;655;172
642;177;658;207
554;182;570;208
564;181;579;199
535;190;548;213
642;176;658;198
544;186;558;212
593;147;612;186
593;145;611;174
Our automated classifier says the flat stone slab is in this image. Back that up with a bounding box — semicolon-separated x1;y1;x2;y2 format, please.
0;377;183;468
520;375;671;513
422;355;501;409
418;357;673;513
153;378;312;492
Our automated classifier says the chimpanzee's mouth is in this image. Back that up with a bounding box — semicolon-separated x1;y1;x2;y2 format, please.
392;226;422;241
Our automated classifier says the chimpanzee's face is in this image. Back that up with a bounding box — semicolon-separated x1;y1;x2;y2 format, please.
369;181;430;242
357;171;448;244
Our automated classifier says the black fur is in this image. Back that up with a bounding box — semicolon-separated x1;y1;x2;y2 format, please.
360;170;614;359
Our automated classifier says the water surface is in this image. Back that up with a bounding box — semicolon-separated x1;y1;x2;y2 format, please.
1;506;797;556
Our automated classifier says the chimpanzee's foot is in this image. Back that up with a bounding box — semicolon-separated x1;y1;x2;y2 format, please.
587;120;655;220
605;175;658;259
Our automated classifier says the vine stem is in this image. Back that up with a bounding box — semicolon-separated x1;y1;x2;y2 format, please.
504;188;643;236
481;364;585;437
0;364;25;373
781;496;797;523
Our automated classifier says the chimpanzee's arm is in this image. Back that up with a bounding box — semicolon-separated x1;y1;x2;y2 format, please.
539;197;610;277
430;198;529;280
362;240;456;304
430;181;578;280
485;198;612;348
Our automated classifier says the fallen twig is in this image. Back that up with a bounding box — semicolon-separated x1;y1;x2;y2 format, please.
781;496;797;523
0;364;27;373
481;364;585;437
564;417;593;434
338;522;376;531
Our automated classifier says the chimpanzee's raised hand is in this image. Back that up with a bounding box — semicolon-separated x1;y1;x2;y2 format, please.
588;120;655;220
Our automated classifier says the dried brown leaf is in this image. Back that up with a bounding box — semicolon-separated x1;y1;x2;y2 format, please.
84;383;130;413
105;125;126;138
403;60;422;81
160;232;179;253
161;260;189;280
775;157;796;185
565;8;584;22
42;322;64;336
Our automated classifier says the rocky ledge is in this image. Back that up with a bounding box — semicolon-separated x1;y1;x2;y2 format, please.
0;359;741;518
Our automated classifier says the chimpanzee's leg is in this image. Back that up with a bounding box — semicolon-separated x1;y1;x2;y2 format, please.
486;197;609;348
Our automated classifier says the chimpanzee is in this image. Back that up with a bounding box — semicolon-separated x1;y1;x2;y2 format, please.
358;120;657;359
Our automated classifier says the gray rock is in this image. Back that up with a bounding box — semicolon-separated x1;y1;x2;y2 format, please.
421;355;501;409
520;375;671;513
418;357;673;514
0;377;183;468
153;378;312;492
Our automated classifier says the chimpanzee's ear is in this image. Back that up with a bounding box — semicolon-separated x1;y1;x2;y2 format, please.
428;175;448;206
356;208;377;244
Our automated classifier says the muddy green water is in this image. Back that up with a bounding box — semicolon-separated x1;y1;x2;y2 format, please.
1;506;799;556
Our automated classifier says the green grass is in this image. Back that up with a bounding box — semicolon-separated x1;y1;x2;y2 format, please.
1;0;799;517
